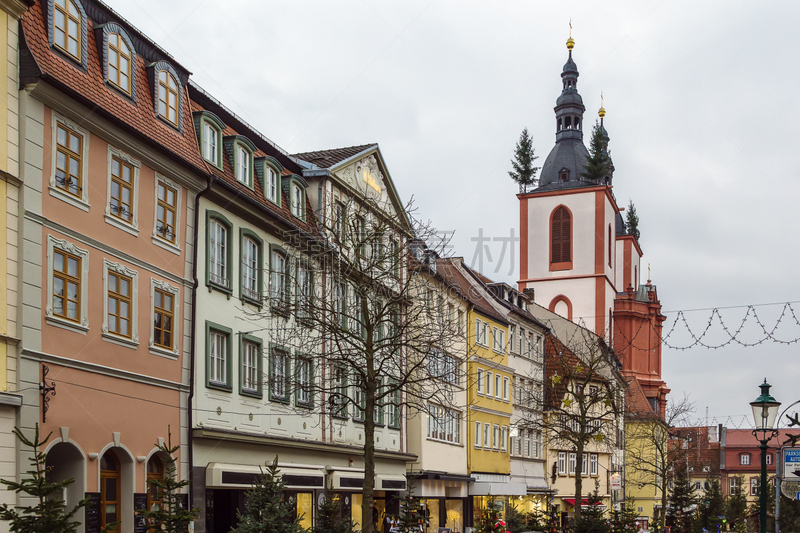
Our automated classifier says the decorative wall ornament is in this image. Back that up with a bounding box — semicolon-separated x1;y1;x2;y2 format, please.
40;364;56;423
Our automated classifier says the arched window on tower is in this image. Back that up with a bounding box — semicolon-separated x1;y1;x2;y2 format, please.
564;116;572;129
557;118;562;131
550;206;572;270
608;224;612;267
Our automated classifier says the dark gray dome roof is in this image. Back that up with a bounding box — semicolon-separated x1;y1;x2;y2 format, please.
557;89;583;107
562;56;578;74
536;138;590;191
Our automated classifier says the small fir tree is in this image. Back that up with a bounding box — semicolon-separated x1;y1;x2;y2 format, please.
581;121;612;183
505;503;527;533
725;476;747;533
231;455;306;533
0;424;89;533
574;488;609;533
625;200;640;241
748;476;775;533
609;499;640;533
391;490;428;533
314;488;357;533
474;499;507;533
139;428;199;533
666;468;695;533
695;480;724;533
509;128;540;193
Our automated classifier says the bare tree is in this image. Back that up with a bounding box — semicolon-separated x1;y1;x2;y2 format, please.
625;395;696;532
258;194;466;533
521;330;622;523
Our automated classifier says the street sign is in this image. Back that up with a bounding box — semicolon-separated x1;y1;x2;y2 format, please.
780;480;800;500
783;448;800;479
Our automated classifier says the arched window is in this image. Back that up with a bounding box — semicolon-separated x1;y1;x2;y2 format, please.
608;224;612;267
551;206;571;267
108;33;131;93
100;450;121;532
157;71;179;125
146;455;163;512
53;0;81;60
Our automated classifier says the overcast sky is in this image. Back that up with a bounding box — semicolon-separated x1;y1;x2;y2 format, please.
110;0;800;427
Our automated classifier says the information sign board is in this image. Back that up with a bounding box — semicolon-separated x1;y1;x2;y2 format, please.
784;448;800;479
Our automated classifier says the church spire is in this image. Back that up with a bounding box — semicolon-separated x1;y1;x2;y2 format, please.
555;29;585;143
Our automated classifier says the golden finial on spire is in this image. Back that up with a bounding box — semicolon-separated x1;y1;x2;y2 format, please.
598;91;606;118
648;263;651;281
566;20;575;50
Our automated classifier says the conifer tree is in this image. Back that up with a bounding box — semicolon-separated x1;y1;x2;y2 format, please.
666;467;695;533
625;200;640;241
509;128;540;193
574;487;609;533
391;490;428;533
139;429;199;533
581;121;611;182
505;503;527;533
314;489;356;533
230;456;306;533
695;480;724;533
725;476;747;532
0;425;89;533
474;499;507;533
609;499;640;533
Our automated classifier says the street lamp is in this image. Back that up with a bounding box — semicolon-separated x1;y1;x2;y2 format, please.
750;379;781;533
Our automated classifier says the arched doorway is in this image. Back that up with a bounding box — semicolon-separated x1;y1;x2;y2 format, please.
100;450;121;533
45;441;85;529
146;454;164;512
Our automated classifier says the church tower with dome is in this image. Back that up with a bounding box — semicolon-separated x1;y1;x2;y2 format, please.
517;33;670;414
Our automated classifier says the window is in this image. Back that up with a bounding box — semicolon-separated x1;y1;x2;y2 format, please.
53;0;81;60
207;323;231;390
356;216;366;257
590;454;598;476
240;233;261;304
493;327;505;353
157;70;179;125
582;453;589;475
568;452;576;475
730;477;740;492
207;216;231;290
428;350;459;385
387;383;401;428
492;425;499;450
503;377;509;402
296;263;312;322
153;287;174;351
269;347;290;403
476;319;488;346
236;145;251;186
109;156;134;224
495;374;502;400
270;249;288;309
203;122;218;165
486;371;493;398
240;338;261;397
146;455;163;516
353;376;365;422
100;451;120;532
475;421;482;447
750;478;759;497
766;454;773;465
390;238;400;278
551;206;572;266
106;269;133;339
333;201;345;242
740;453;751;466
457;310;464;335
501;427;508;452
558;452;566;475
477;368;484;395
484;423;490;449
52;248;81;323
107;33;131;93
291;183;304;219
334;281;346;329
265;166;279;203
54;122;82;199
331;366;348;419
155;180;178;244
296;356;312;407
427;404;461;444
533;431;542;458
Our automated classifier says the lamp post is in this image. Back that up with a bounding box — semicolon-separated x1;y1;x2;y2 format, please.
750;379;781;533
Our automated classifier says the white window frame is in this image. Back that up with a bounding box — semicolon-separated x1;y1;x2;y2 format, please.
241;235;260;303
151;174;182;255
46;236;90;334
475;421;482;448
202;121;220;166
502;376;510;402
149;278;180;358
235;144;252;187
486;371;493;398
208;219;229;289
501;426;508;452
101;259;139;348
208;329;228;386
484;423;490;450
241;340;260;394
568;452;576;475
558;451;566;475
493;327;505;353
49;113;91;211
270;250;287;305
476;368;484;395
750;477;759;497
265;165;279;204
104;146;141;236
740;453;750;466
492;425;499;450
495;374;502;400
582;452;589;475
766;453;773;465
291;183;304;219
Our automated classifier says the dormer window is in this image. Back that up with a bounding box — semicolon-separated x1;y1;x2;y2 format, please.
236;145;250;186
281;173;309;221
291;183;303;219
265;166;278;203
193;111;225;169
157;71;179;126
559;169;569;182
203;123;218;165
107;33;131;94
54;0;82;60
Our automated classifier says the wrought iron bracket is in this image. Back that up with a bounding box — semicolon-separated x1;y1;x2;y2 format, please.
39;364;56;423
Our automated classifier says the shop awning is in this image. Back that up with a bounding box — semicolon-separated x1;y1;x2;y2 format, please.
469;482;528;497
563;499;607;510
331;471;364;490
376;474;407;491
206;463;324;490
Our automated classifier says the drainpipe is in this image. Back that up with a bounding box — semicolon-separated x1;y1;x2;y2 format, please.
188;175;213;504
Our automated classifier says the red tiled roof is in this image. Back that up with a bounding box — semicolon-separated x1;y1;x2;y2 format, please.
625;377;658;419
293;144;376;168
724;428;800;447
439;258;508;324
21;0;208;172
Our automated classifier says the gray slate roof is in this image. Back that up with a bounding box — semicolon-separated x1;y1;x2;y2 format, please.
293;144;376;169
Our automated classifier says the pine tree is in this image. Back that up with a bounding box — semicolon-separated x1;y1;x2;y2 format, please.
0;425;89;533
509;128;540;193
666;468;695;533
391;490;428;533
725;476;747;533
314;489;356;533
609;499;639;533
696;480;724;533
625;200;640;241
505;503;527;533
581;121;611;183
574;488;609;533
139;429;199;533
474;499;507;533
231;456;306;533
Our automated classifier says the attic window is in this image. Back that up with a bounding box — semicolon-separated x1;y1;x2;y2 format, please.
54;0;82;60
265;166;278;204
559;170;569;182
158;71;179;125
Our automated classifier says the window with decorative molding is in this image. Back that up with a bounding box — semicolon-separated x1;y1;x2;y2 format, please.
46;236;89;333
103;260;138;347
150;278;180;358
53;0;82;60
